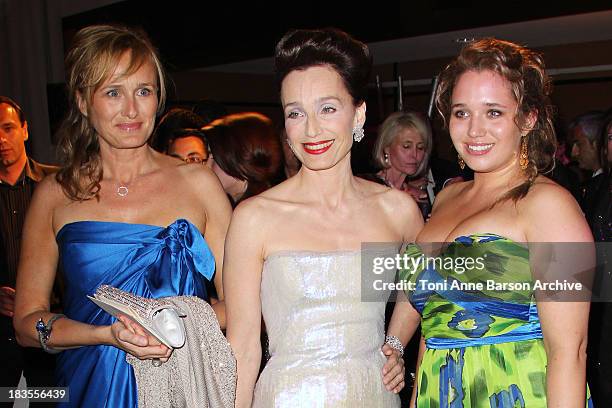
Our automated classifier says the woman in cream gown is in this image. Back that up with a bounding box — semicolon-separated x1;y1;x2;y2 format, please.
224;28;423;407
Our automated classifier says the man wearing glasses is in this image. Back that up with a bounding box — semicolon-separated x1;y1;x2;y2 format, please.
167;127;209;164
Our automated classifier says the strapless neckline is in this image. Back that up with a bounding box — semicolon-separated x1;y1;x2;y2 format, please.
264;235;520;260
55;217;213;407
264;249;361;263
56;218;200;240
449;233;529;251
408;233;527;259
451;232;520;244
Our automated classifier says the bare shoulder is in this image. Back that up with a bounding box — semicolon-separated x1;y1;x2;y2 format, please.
356;178;424;241
520;176;581;215
433;179;471;209
171;162;227;202
33;173;70;207
232;178;304;235
352;177;405;210
228;194;279;246
255;176;297;200
374;182;418;216
353;176;389;196
233;194;271;222
28;174;72;232
176;162;219;186
236;179;298;220
150;150;217;190
519;176;591;242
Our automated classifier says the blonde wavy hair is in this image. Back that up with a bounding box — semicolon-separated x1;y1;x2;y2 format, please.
55;25;167;200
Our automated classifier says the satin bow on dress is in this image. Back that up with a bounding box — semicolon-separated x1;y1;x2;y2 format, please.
56;219;213;408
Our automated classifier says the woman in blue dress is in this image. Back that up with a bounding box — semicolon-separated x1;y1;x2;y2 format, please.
13;25;232;407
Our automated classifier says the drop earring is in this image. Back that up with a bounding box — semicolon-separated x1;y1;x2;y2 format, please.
353;127;365;142
458;154;465;170
519;136;529;170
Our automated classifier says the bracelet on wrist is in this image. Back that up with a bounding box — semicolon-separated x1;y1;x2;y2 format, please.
36;314;65;354
385;334;404;357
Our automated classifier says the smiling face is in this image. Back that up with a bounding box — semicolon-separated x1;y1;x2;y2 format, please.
79;51;158;152
281;65;365;171
385;126;425;177
449;70;531;174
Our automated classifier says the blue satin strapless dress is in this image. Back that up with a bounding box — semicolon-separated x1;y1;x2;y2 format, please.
55;219;214;407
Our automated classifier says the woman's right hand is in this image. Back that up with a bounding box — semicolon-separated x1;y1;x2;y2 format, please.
110;315;172;361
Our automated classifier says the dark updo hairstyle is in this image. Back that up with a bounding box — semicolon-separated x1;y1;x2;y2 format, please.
435;38;556;203
274;27;372;106
204;112;282;203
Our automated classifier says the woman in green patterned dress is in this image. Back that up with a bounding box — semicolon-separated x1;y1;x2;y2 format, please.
386;38;594;407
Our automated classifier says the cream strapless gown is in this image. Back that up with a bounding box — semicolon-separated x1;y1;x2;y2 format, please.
253;251;400;408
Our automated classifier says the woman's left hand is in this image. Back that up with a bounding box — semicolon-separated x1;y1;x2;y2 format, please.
381;343;405;393
111;315;172;361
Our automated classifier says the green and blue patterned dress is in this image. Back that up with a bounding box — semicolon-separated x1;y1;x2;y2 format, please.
400;233;593;408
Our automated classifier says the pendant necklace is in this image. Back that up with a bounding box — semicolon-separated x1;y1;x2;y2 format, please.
117;185;129;197
117;179;131;197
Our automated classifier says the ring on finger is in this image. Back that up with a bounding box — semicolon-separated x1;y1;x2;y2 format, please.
151;358;162;367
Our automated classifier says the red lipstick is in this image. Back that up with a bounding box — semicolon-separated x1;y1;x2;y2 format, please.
302;140;334;155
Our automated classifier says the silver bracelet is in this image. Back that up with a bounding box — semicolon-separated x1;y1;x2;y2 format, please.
36;314;65;354
385;335;404;357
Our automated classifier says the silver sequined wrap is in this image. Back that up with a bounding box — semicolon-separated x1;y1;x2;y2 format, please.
96;288;238;408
